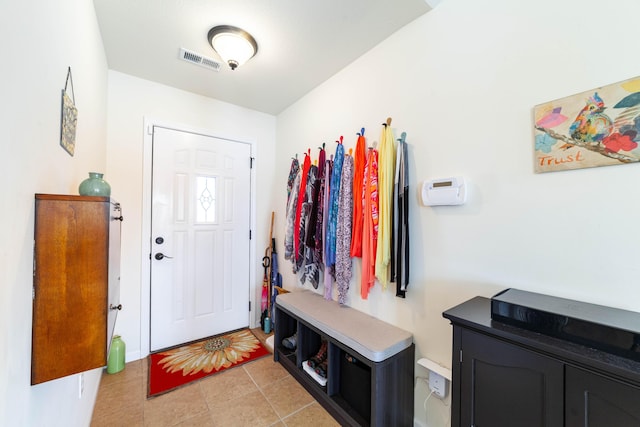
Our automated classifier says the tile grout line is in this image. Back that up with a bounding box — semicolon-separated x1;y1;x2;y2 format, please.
243;364;290;424
279;401;317;425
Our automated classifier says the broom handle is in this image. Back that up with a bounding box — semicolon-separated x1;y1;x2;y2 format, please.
269;211;274;243
266;212;274;312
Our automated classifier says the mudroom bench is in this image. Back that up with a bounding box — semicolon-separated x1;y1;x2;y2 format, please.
274;290;414;427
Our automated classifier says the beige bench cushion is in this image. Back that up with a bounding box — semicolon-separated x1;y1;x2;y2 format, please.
276;290;413;362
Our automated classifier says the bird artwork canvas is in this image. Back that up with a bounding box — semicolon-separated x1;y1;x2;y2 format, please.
533;76;640;173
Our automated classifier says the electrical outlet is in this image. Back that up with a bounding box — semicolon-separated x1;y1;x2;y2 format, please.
428;371;447;398
78;373;84;399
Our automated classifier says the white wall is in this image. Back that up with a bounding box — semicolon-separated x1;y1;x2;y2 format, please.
0;0;108;425
275;0;640;426
106;71;277;361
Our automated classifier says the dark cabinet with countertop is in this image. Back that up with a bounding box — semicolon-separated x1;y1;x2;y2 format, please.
443;290;640;427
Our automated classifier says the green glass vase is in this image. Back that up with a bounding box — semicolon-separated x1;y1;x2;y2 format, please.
78;172;111;197
107;335;125;374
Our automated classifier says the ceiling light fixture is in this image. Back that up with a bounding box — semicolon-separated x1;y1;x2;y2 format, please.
207;25;258;71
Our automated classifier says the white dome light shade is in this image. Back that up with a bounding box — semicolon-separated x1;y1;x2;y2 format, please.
207;25;258;70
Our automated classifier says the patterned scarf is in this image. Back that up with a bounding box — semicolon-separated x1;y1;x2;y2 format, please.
336;154;354;304
301;165;319;287
286;157;300;206
284;170;301;263
323;157;334;300
325;142;344;268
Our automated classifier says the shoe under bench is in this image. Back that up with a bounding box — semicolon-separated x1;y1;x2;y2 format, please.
274;290;414;427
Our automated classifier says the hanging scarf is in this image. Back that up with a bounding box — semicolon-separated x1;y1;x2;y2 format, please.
323;156;334;300
350;130;366;258
305;147;325;249
286;156;300;206
312;147;327;267
294;153;311;262
361;147;379;299
284;169;301;262
301;164;319;287
390;134;401;283
375;122;395;289
336;153;354;304
395;133;409;298
325;139;344;268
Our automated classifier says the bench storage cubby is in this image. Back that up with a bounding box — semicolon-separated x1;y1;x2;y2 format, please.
274;290;414;426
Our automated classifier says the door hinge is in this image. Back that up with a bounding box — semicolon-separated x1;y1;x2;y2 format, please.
460;349;463;363
249;229;252;240
250;157;255;169
32;241;36;300
249;301;251;312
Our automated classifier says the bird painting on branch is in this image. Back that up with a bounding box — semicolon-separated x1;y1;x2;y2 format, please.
533;76;640;172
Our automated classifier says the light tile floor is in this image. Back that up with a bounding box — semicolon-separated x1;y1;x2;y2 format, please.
91;330;339;427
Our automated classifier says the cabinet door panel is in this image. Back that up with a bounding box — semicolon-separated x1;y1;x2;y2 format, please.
32;195;120;385
461;329;563;427
566;366;640;427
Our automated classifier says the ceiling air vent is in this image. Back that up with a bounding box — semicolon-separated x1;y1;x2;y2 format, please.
179;48;221;72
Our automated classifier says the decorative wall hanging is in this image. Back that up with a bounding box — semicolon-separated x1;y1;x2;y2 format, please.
60;67;77;156
533;76;640;173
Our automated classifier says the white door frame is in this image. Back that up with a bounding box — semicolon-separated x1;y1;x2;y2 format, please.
140;117;257;358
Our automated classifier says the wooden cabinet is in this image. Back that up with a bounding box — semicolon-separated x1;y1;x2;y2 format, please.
444;296;640;427
274;291;414;427
31;194;122;385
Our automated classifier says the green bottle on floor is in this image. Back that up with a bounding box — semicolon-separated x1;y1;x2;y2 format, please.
107;335;125;374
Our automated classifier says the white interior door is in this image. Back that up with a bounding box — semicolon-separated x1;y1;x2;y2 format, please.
150;126;251;351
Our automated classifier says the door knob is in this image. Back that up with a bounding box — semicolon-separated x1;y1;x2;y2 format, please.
155;252;173;260
110;304;122;311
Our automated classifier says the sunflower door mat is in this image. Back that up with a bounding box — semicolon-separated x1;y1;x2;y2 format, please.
148;329;270;397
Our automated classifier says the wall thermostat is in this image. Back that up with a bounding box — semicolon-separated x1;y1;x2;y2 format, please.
421;176;466;206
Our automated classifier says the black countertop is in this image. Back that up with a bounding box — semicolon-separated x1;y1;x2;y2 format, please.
443;296;640;386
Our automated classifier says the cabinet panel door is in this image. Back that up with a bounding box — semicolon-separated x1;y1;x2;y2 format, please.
566;366;640;427
460;329;563;427
32;197;109;384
